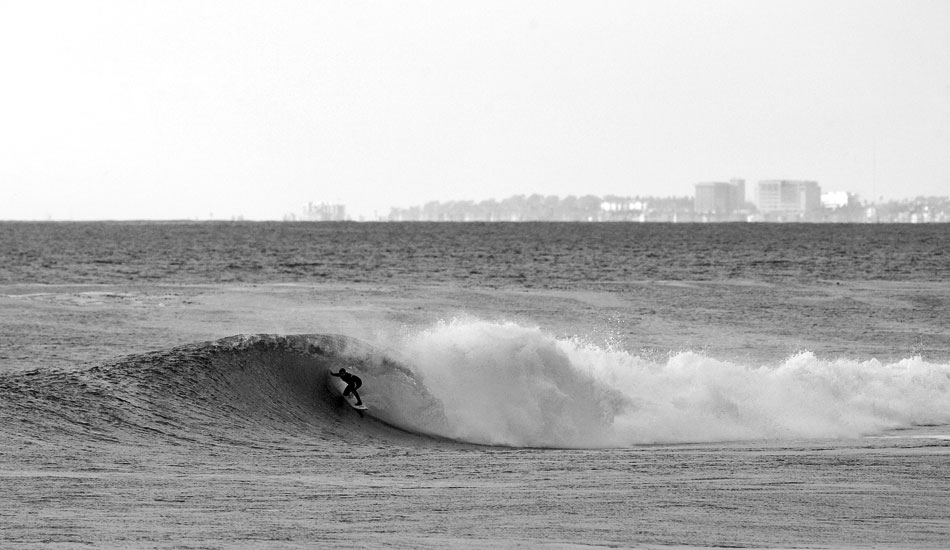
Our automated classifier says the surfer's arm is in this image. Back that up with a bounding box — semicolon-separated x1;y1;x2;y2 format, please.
329;370;341;377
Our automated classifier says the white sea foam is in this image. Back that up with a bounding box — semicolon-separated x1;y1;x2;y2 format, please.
394;319;950;447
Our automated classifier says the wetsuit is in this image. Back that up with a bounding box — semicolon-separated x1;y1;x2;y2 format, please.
331;370;363;404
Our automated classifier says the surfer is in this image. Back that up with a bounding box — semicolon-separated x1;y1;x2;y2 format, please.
330;368;363;406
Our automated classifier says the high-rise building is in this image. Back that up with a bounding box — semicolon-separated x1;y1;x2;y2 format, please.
695;179;745;220
755;180;821;218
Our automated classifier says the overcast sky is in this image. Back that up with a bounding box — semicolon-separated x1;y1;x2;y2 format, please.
2;0;948;220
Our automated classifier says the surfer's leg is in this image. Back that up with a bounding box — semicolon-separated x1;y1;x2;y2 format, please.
352;389;362;405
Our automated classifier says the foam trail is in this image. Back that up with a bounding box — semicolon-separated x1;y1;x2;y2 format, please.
394;319;950;447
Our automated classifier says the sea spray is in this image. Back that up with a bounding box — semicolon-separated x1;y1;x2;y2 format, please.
398;320;617;447
393;319;950;447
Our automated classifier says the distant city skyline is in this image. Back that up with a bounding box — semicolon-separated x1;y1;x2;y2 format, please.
3;1;949;221
381;188;949;223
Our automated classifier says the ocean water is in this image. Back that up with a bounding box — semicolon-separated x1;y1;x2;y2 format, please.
1;221;949;548
2;221;948;286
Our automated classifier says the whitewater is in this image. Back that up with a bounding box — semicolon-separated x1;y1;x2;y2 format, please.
399;319;950;447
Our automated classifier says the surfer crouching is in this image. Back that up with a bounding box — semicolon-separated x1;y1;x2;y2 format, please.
331;368;363;406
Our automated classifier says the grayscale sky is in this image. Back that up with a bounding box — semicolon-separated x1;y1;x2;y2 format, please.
2;0;948;220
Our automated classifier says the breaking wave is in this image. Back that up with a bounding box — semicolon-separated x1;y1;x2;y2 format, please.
2;321;949;449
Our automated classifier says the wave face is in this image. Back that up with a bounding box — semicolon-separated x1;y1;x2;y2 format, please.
2;324;949;449
0;334;449;449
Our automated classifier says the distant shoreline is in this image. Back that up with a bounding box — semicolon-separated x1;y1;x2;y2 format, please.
1;219;947;224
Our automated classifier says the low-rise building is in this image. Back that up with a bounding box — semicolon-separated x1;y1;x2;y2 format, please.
300;202;346;221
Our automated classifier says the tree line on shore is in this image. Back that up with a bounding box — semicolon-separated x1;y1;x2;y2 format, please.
384;193;950;223
386;194;692;222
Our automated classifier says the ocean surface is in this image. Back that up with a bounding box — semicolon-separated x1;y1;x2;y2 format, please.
1;221;949;548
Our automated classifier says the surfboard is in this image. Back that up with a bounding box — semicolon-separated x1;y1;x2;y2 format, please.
329;373;368;411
